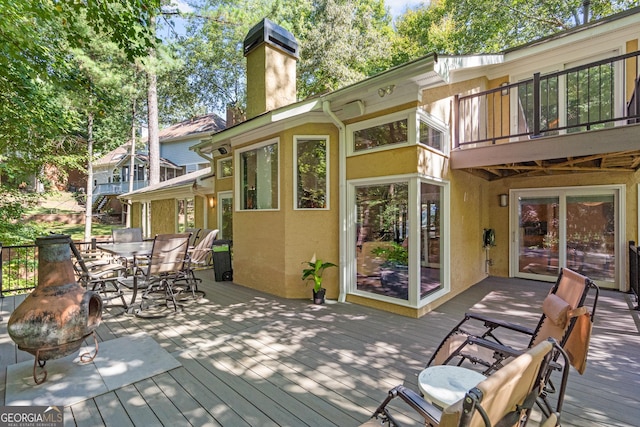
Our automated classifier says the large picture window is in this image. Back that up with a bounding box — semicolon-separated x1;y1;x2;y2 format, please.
238;139;279;210
351;177;447;306
294;136;329;209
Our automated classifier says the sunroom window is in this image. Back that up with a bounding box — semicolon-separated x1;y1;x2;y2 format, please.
353;118;408;152
238;139;279;210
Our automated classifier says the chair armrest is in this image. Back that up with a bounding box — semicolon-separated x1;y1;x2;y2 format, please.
467;336;525;359
394;385;442;425
466;312;535;336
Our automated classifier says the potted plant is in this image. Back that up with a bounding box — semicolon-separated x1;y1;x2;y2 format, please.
301;255;337;304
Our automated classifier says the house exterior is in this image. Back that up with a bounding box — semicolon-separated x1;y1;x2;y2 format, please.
122;11;640;318
92;113;225;216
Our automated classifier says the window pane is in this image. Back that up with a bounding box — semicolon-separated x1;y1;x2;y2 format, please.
296;138;327;208
419;120;443;151
219;158;233;178
240;142;278;210
518;196;560;278
420;183;443;299
354;119;408;152
355;182;409;300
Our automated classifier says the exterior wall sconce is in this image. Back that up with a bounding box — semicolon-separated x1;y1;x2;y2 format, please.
209;196;216;209
500;82;510;96
499;193;508;207
378;84;395;97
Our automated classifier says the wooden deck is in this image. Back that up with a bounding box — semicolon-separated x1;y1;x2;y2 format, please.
1;271;639;426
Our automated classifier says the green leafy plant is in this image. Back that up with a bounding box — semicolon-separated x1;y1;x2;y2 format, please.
301;256;337;292
372;242;408;266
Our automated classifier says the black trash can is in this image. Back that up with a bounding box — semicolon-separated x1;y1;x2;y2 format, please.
212;239;233;281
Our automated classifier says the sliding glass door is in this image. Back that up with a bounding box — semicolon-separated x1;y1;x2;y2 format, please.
512;186;622;289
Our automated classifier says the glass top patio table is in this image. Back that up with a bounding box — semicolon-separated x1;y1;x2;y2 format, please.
97;241;154;311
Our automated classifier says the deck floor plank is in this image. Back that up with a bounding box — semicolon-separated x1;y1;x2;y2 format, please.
1;271;639;426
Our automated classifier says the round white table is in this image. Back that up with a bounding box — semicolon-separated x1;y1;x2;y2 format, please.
418;365;487;409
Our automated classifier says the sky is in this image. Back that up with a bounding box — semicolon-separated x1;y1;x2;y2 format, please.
168;0;425;20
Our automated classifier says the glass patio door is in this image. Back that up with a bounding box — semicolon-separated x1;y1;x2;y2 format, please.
513;187;621;289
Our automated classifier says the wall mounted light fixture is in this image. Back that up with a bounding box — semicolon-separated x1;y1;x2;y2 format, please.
378;84;395;97
499;194;508;207
500;82;510;96
209;196;216;209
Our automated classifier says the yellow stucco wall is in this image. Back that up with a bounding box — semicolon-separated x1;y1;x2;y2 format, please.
130;202;141;229
245;44;297;119
151;199;176;235
231;123;340;300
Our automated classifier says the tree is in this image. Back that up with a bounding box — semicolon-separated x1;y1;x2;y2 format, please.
0;0;161;182
298;0;395;98
394;0;640;59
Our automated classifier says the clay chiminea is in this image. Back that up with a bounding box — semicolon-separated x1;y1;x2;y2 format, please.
8;234;103;384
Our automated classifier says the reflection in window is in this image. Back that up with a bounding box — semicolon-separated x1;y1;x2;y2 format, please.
240;141;278;210
355;182;410;300
177;198;195;232
219;158;233;178
419;119;444;151
353;119;408;152
296;137;328;209
420;182;442;299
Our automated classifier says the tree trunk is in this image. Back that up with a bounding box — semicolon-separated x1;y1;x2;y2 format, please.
84;109;94;242
147;47;160;186
127;97;137;227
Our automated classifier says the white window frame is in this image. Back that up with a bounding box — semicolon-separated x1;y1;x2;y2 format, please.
346;173;450;309
509;184;626;290
176;197;195;232
293;135;330;210
346;109;415;157
235;138;280;211
417;110;449;155
217;157;233;179
217;190;233;240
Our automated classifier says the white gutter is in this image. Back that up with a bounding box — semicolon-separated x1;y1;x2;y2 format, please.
322;100;347;303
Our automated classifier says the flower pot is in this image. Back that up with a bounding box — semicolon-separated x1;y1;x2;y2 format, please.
313;288;326;304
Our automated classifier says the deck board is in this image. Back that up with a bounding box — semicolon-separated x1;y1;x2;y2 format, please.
1;270;639;426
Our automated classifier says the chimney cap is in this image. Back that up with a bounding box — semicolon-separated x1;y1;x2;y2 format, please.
243;18;299;59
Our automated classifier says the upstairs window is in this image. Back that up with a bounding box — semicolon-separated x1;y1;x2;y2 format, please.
353;118;408;152
218;157;233;178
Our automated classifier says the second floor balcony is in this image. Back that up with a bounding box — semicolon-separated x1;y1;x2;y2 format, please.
451;50;640;179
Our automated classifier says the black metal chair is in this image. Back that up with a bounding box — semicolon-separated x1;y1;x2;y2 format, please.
70;240;128;308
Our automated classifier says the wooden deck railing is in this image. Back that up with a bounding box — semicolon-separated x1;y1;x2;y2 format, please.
455;50;640;148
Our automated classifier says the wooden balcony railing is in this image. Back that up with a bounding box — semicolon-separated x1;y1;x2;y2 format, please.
455;50;640;148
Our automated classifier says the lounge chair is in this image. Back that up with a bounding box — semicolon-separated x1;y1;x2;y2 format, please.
362;338;570;427
427;268;598;417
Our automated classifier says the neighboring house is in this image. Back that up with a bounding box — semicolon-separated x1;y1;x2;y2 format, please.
92;113;225;216
122;12;640;318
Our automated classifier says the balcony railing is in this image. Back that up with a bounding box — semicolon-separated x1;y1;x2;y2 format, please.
455;50;640;148
91;180;148;204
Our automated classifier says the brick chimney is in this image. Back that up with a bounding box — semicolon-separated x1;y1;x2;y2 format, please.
243;19;299;120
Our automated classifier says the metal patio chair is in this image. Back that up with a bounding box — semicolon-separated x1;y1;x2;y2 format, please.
426;268;598;417
182;229;218;297
363;339;570;427
118;233;191;317
70;240;128;308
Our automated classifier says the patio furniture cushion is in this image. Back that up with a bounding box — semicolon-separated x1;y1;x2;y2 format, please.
542;293;570;329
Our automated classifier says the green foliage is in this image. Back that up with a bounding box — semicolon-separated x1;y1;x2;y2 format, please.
394;0;640;59
301;258;337;292
372;242;408;266
0;186;43;245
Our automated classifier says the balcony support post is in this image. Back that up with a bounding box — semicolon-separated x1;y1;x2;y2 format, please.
533;72;541;137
